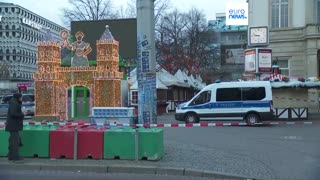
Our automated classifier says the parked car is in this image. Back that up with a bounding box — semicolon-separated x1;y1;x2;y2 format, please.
1;94;34;104
0;104;8;117
0;94;35;117
22;102;35;116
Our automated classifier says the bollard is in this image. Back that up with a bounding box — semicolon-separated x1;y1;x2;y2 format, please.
135;127;139;161
73;127;78;160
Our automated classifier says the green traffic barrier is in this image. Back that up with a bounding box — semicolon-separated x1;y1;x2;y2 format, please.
0;127;9;157
104;127;136;160
138;128;164;161
103;127;164;161
20;125;59;158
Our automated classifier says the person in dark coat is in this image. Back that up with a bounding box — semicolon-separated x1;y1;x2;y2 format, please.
5;93;24;162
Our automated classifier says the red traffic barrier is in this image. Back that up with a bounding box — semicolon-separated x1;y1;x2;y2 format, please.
50;125;104;159
77;127;104;159
50;127;74;159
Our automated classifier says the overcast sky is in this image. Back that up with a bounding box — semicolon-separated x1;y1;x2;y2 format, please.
2;0;246;27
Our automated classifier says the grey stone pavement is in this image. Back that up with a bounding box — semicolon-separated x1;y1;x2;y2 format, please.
1;112;320;179
0;169;220;180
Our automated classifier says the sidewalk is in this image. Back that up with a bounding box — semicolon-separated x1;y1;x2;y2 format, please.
0;158;245;179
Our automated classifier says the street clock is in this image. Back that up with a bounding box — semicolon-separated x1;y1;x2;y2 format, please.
248;26;269;47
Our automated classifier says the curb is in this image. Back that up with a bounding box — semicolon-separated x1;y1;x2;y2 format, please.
0;162;249;179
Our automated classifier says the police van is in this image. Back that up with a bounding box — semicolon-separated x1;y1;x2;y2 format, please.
175;81;275;124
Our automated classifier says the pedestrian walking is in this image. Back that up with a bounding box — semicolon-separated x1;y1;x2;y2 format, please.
5;93;24;162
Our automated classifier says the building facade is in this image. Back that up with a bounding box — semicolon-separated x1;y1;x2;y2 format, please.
0;2;65;92
248;0;320;78
208;13;247;81
248;0;320;109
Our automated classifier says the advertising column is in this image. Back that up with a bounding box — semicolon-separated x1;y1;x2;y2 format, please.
244;48;272;80
258;49;272;73
244;49;256;73
137;0;157;124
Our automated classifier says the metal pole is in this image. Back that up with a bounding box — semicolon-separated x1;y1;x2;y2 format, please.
137;0;157;124
71;86;75;118
73;127;78;160
135;127;139;161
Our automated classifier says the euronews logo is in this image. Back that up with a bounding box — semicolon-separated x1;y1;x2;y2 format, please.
228;9;247;19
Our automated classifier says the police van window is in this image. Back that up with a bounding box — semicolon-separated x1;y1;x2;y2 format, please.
242;87;266;100
190;90;211;105
216;88;241;101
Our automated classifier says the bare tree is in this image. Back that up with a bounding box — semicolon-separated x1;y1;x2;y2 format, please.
157;7;219;81
184;8;212;75
62;0;118;26
156;9;188;73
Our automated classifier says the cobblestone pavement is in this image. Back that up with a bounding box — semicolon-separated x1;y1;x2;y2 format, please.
161;115;320;180
1;112;320;179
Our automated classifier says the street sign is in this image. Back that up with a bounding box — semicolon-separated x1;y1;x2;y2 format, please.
18;86;27;91
17;83;33;87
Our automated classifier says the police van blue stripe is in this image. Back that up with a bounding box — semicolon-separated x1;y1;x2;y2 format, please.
181;101;270;110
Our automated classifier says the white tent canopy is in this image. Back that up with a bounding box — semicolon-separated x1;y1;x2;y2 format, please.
130;75;168;90
174;69;205;90
129;66;191;89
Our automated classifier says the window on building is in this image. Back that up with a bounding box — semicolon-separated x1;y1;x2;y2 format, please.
5;8;8;13
217;88;241;101
0;32;2;37
6;32;9;37
0;56;2;60
5;25;9;30
6;49;9;54
190;90;211;105
11;7;15;13
271;0;288;28
277;60;289;76
12;25;15;30
12;32;16;37
131;90;138;105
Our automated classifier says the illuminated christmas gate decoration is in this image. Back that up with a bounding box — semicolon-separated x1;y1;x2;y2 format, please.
33;27;123;121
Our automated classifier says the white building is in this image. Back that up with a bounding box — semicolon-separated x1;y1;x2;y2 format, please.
0;2;65;92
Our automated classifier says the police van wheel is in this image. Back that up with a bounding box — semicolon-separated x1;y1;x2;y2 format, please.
185;113;199;123
245;113;260;125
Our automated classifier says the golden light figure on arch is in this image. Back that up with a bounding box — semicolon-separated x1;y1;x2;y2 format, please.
33;26;123;121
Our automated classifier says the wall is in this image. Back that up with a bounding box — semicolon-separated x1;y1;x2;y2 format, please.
292;0;306;27
248;0;269;26
272;88;308;108
273;88;320;111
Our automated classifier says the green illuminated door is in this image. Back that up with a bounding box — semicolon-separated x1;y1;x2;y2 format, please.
68;86;89;119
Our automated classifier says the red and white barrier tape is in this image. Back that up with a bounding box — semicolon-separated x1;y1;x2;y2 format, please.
1;121;320;127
